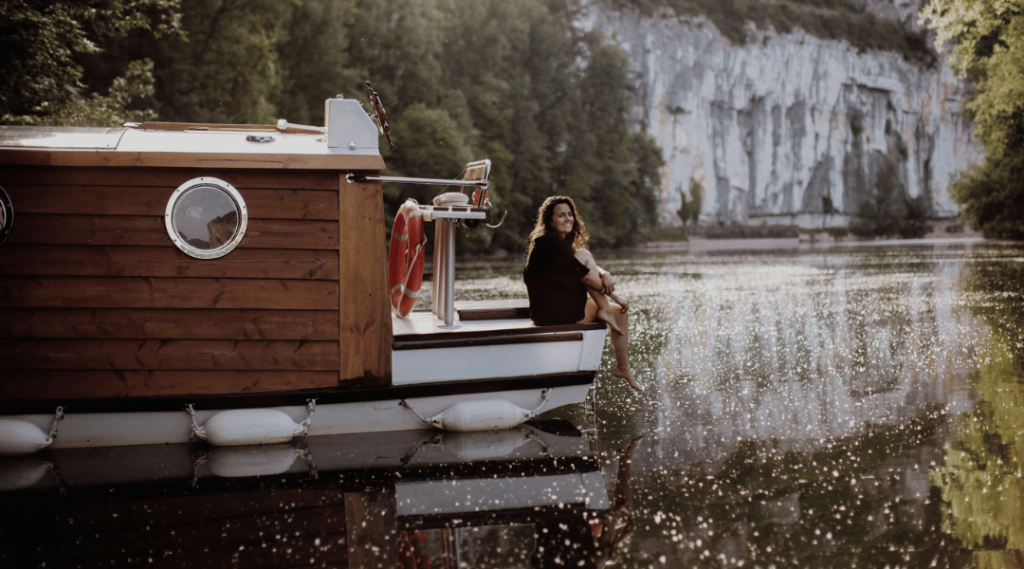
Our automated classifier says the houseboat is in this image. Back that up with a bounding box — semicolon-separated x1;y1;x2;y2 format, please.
0;92;608;454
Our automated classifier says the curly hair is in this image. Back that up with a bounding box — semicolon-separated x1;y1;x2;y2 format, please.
527;195;590;256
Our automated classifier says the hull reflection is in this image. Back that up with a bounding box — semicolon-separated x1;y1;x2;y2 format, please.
0;424;637;568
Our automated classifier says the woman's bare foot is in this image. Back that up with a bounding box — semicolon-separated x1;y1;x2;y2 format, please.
614;365;643;392
597;309;624;335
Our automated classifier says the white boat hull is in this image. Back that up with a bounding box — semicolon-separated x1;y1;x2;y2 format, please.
2;304;607;450
5;383;591;449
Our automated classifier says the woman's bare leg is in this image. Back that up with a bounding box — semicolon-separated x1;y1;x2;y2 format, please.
581;287;624;335
609;308;640;391
575;251;642;392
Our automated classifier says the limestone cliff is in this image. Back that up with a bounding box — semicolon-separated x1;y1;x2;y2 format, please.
583;1;982;226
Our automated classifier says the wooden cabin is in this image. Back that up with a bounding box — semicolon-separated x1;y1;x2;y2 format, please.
0;100;388;409
0;98;605;451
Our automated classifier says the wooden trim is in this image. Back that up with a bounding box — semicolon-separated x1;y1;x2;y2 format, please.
0;370;344;400
0;148;386;170
4;185;340;220
0;246;339;280
134;121;324;134
1;166;342;190
345;489;396;569
394;321;604;345
454;298;531;321
0;339;339;370
400;503;593;531
0;308;339;340
0;371;595;414
394;330;584;351
0;276;338;310
9;214;339;249
338;176;391;384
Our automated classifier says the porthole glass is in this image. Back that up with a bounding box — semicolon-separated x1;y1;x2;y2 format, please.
165;177;247;259
0;186;12;247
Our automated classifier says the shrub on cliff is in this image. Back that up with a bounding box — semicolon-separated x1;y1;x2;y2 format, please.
676;177;703;226
922;0;1024;240
849;194;929;239
603;0;935;63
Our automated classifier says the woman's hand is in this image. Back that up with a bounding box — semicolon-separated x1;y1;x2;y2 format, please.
610;293;629;313
600;271;615;294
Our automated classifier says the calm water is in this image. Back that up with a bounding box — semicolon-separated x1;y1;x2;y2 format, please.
3;239;1024;568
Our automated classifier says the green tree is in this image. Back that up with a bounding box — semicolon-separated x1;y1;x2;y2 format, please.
0;0;181;126
276;0;361;127
152;0;291;123
4;0;664;252
563;35;660;248
848;162;929;239
677;183;691;226
920;0;1024;239
383;103;474;206
687;176;703;226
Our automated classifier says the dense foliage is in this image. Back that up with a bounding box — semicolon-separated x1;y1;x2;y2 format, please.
921;0;1024;240
604;0;934;64
0;0;181;125
1;0;664;252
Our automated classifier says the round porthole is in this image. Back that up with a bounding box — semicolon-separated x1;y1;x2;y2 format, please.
165;177;248;259
0;186;13;247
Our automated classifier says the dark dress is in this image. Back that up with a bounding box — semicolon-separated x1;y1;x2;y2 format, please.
524;233;590;325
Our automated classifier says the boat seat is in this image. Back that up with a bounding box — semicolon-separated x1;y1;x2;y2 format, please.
452;299;608;332
455;299;531;321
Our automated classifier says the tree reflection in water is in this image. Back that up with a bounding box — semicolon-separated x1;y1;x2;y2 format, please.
934;257;1024;567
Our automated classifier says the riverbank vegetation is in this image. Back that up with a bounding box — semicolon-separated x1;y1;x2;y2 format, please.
603;0;935;64
921;0;1024;240
1;0;664;252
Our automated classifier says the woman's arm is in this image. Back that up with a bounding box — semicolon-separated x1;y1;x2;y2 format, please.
581;268;604;291
597;268;614;294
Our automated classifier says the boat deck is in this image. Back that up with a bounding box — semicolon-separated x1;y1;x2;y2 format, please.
390;299;607;385
392;299;535;337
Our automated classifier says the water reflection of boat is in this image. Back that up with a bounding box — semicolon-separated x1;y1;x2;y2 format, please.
0;90;606;453
0;424;624;568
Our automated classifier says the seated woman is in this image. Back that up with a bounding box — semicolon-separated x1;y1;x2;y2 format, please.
524;196;642;392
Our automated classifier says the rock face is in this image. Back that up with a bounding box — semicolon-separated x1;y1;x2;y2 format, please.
583;2;983;226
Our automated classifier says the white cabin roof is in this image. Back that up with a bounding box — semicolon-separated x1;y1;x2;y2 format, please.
0;98;384;171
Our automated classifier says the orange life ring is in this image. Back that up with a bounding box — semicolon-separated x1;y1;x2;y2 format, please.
389;199;426;317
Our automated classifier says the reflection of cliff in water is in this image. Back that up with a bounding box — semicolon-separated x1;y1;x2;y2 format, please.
647;252;985;469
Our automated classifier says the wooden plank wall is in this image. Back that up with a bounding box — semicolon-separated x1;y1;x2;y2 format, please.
0;166;391;401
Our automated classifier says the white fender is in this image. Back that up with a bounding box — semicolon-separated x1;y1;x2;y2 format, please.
0;458;51;491
428;399;533;432
207;444;302;478
0;420;51;456
433;192;470;207
440;428;531;459
202;409;300;447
